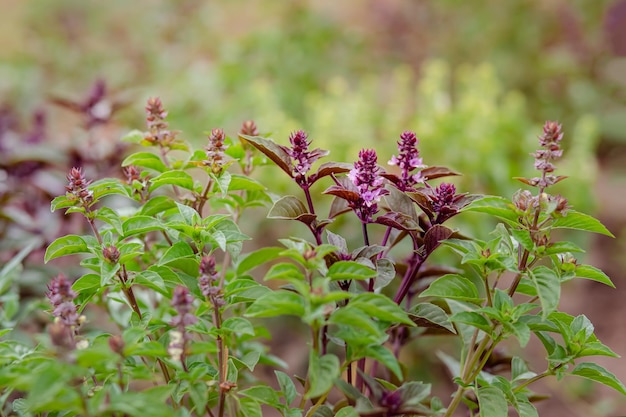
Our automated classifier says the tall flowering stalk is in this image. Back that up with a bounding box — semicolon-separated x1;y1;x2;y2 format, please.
283;130;326;187
46;274;83;350
347;149;389;226
144;97;177;148
169;286;197;368
204;128;229;175
388;131;425;191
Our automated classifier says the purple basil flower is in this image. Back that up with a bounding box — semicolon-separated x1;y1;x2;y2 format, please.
170;286;198;328
204;128;229;174
199;255;225;308
65;167;94;205
348;149;389;223
432;183;457;214
528;121;565;189
287;130;313;177
388;131;425;191
47;274;81;328
281;130;328;186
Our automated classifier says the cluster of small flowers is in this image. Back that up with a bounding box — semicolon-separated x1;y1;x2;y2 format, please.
281;130;328;186
240;120;259;137
513;121;570;216
349;149;389;223
388;131;425;191
204;128;229;174
46;274;84;349
65;167;93;206
529;121;564;189
198;255;225;308
144;97;178;146
430;183;459;220
168;286;197;363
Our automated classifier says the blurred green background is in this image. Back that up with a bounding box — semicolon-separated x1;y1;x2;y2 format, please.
2;0;626;415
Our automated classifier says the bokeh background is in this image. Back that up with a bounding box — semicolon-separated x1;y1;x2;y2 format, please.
2;0;626;415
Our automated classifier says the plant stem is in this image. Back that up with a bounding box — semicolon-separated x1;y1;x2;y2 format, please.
197;179;214;215
513;370;551;393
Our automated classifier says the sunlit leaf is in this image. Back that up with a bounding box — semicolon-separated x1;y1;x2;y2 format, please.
239;134;293;176
421;274;482;304
528;266;560;319
122;152;168;172
44;235;90;262
477;386;508;417
552;210;614;237
571;362;626;395
307;353;340;399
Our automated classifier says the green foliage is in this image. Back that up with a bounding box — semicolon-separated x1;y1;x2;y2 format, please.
0;98;621;417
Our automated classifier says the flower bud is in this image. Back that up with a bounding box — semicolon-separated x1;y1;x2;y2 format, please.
513;190;534;212
108;335;125;355
240;120;259;136
102;245;120;264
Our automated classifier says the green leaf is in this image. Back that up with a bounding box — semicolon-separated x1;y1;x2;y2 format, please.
350;293;415;326
335;407;359;417
95;206;123;235
122;216;164;237
477;386;508;417
89;178;130;200
362;345;403;380
511;357;536;382
239;386;281;408
574;264;614;287
551;210;614;237
236;247;284;275
245;291;305;318
141;196;177;216
50;194;75;212
100;259;121;286
510;229;534;252
158;241;194;266
264;263;305;282
149;170;195;192
578;342;619;358
327;261;376;281
528;266;560;319
421;274;482;304
571;362;626;395
329;307;383;339
310;406;334;417
134;270;169;295
44;235;90;262
121;129;144;143
462;196;519;226
228;174;266;191
237;397;262;417
543;241;585;256
275;371;297;406
122;152;168;172
307;353;340;399
515;400;539;417
449;311;492;334
69;273;99;294
410;303;456;334
221;317;255;336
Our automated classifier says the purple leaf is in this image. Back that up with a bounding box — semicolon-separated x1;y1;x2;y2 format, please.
423;225;454;256
239;134;293;177
309;162;352;184
268;196;317;226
